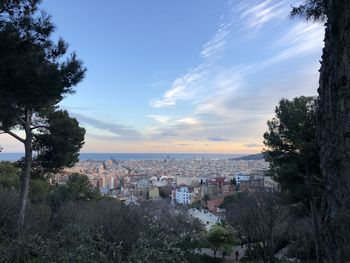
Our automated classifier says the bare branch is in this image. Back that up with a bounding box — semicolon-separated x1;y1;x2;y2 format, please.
0;126;25;143
16;114;26;126
30;125;49;130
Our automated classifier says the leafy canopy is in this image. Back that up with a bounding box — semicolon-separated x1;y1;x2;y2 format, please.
263;96;322;213
206;224;237;256
291;0;327;22
49;173;100;208
0;0;86;174
0;162;20;190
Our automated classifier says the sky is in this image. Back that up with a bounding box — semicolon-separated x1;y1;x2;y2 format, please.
1;0;325;154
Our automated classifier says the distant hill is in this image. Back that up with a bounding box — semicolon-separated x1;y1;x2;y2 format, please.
230;153;264;161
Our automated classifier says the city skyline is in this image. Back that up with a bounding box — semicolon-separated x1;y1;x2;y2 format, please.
1;0;324;153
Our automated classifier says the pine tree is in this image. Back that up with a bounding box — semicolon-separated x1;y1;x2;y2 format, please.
0;0;86;232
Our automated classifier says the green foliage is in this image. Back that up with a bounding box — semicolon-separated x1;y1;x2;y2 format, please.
158;185;172;198
206;224;237;258
0;190;206;263
0;162;50;203
0;190;18;236
49;173;100;210
291;0;326;22
226;191;290;263
0;0;86;228
0;0;86;173
230;178;236;185
29;177;49;203
263;96;322;213
33;110;86;174
0;9;85;127
0;224;116;263
220;192;243;209
0;162;20;190
203;194;210;203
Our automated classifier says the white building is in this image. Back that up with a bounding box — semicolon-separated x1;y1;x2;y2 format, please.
234;173;251;185
174;186;194;205
189;208;220;231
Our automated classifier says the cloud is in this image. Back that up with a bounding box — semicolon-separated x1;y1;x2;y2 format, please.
144;1;323;150
147;115;171;124
201;22;231;59
150;4;235;109
194;67;244;116
71;113;142;141
244;143;264;148
240;0;288;29
88;134;122;141
175;117;201;126
144;116;202;140
207;137;231;142
264;22;324;66
175;143;193;146
150;66;205;108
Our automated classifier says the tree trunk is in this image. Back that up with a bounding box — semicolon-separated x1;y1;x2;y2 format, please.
17;110;33;232
305;163;322;262
310;196;322;262
318;0;350;262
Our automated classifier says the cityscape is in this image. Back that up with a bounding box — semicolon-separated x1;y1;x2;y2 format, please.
54;156;275;233
0;0;349;262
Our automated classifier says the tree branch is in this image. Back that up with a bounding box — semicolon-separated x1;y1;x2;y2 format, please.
0;126;25;143
30;125;49;130
16;114;26;126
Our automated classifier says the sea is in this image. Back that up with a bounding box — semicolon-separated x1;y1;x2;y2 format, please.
0;152;245;162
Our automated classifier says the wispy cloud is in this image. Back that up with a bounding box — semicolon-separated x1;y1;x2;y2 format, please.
244;143;264;148
240;0;288;29
150;3;236;109
201;22;231;59
71;113;142;141
147;115;171;124
142;1;323;151
175;117;201;126
194;67;244;116
265;22;324;66
150;66;205;108
208;137;231;142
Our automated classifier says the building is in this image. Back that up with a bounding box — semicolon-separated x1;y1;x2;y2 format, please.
189;208;220;231
234;173;251;185
174;185;194;205
148;187;160;199
239;178;264;192
207;198;225;213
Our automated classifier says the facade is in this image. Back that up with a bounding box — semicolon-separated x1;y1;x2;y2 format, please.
234;173;251;185
148;187;160;199
175;186;194;205
239;178;264;192
189;208;220;231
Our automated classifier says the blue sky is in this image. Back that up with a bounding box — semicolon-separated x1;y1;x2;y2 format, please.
2;0;324;153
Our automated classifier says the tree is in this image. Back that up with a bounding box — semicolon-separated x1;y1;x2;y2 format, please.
292;1;350;261
49;174;100;210
263;96;322;261
0;162;20;190
291;0;326;21
203;194;210;204
0;1;86;231
206;224;236;259
226;191;290;263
